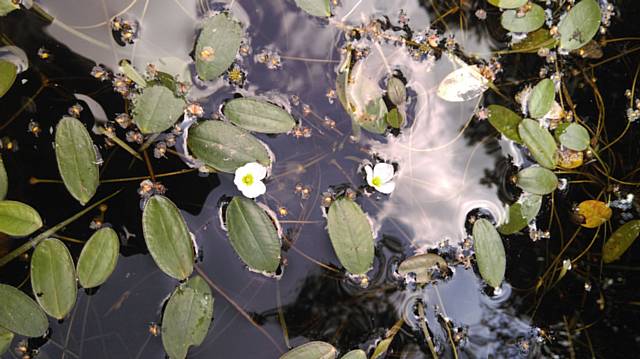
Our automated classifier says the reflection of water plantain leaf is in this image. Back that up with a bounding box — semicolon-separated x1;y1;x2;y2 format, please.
528;79;555;119
187;121;271;173
499;194;542;235
501;4;545;33
473;218;506;288
162;276;214;359
0;200;42;236
55;116;100;205
558;0;602;51
30;238;77;320
340;349;366;359
512;29;558;53
518;118;557;169
77;227;120;288
132;85;186;134
603;220;640;263
487;0;527;8
487;105;523;143
224;98;296;134
280;341;337;359
0;155;6;200
294;0;331;17
0;327;12;355
0;60;16;97
142;195;194;280
558;123;590;151
386;77;406;106
437;65;488;102
397;253;448;284
327;198;374;276
0;0;18;17
516;166;558;195
226;197;281;275
195;13;243;81
0;284;48;337
577;200;611;228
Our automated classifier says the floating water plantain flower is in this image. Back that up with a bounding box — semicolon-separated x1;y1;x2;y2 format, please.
365;163;396;194
234;162;267;198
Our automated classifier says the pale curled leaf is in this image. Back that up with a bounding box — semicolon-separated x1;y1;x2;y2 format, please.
119;59;147;87
0;284;48;337
437;65;488;102
473;219;506;288
0;0;18;17
386;77;406;106
327;198;375;275
77;227;120;288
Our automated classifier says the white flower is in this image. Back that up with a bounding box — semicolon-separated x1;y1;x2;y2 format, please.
234;162;267;198
365;163;396;194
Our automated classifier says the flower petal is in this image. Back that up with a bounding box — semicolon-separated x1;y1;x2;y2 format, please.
242;162;267;180
364;165;374;187
241;180;266;198
375;180;396;194
373;163;395;183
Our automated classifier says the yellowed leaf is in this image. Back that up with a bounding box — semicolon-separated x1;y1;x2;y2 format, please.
578;200;611;228
557;148;583;169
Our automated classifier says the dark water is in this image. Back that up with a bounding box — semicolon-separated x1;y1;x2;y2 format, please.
1;0;639;358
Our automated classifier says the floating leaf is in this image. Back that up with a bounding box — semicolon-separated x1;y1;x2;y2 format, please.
499;194;542;234
340;349;366;359
385;107;404;129
473;219;506;288
0;60;16;97
280;341;337;359
55;116;100;205
119;59;147;87
386;77;406;106
0;0;18;17
0;155;6;200
518;118;557;169
516;166;558;195
577;200;611;228
294;0;331;17
512;29;558;53
162;276;214;359
142;195;194;280
0;327;12;355
77;227;120;288
528;79;555;119
603;220;640;263
195;13;243;81
487;104;522;143
371;338;393;359
358;97;388;134
397;253;448;284
226;197;281;274
487;0;527;8
437;65;488;102
187;120;271;173
501;4;545;33
558;0;602;51
327;198;374;275
558;123;590;151
30;238;77;319
0;284;48;337
557;147;584;169
223;98;296;134
132;85;185;134
0;200;42;236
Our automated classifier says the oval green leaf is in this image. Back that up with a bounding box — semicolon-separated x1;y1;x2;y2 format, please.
195;13;243;81
558;0;602;51
162;275;214;359
119;59;147;88
294;0;331;17
30;238;77;320
223;98;296;134
226;197;281;274
501;4;545;33
0;60;16;97
327;198;374;275
55;116;100;205
142;195;194;280
528;79;555;119
132;85;185;134
0;327;13;355
558;123;590;151
487;0;527;8
0;284;48;337
397;253;448;284
498;194;542;235
385;107;404;129
487;104;522;143
0;0;18;16
473;218;506;288
386;77;406;106
518;118;557;169
512;29;558;53
0;200;42;236
516;166;558;195
0;155;7;200
77;227;120;288
340;349;366;359
280;341;337;359
603;220;640;263
187;120;271;173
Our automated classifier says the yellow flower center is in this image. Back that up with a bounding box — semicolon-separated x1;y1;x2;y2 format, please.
372;176;382;187
242;174;254;186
